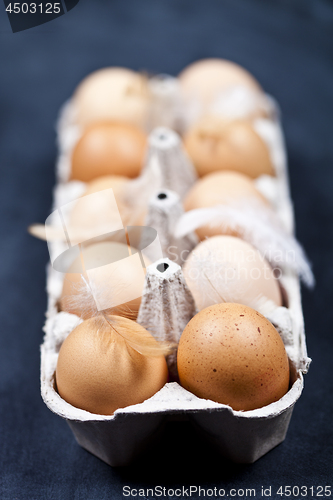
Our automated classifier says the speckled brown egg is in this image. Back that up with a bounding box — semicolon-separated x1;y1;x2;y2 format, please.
56;316;168;415
177;303;290;411
183;117;274;179
70;122;147;182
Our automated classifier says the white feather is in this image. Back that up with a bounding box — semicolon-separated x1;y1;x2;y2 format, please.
175;201;314;288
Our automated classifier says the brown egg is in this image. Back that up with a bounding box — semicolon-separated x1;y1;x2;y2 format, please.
85;174;129;197
183;117;274;178
69;175;146;232
68;175;129;233
184;170;269;239
179;58;263;108
70;122;147;182
182;235;282;310
84;175;147;227
60;241;149;320
56;315;169;415
177;303;290;411
73;67;150;129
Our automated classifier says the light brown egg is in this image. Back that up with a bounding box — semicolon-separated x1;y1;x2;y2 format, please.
83;175;147;227
56;315;169;415
182;235;282;310
184;170;267;209
85;174;129;197
70;122;147;182
69;175;146;233
60;241;149;320
179;58;263;108
68;175;129;232
184;170;269;239
183;117;274;178
177;303;290;411
73;67;150;129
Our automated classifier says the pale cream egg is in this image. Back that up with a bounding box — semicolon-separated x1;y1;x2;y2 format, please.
179;58;265;118
182;235;282;311
73;67;150;129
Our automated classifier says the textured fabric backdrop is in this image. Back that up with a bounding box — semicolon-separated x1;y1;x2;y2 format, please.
0;0;332;498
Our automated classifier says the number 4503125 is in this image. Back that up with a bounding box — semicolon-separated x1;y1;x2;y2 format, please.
6;3;62;14
276;486;331;497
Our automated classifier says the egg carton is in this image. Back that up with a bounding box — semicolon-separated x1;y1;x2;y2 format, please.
40;76;310;466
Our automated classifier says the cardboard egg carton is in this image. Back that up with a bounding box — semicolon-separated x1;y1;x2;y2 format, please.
40;75;311;466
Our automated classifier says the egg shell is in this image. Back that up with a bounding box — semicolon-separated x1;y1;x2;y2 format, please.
177;303;290;411
183;235;282;310
70;122;147;182
73;67;149;129
60;241;148;320
56;316;169;415
179;58;263;107
183;117;273;179
184;170;269;239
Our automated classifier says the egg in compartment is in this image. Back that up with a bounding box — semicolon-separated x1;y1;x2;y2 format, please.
182;235;282;311
183;170;270;240
70;121;147;182
183;116;274;179
59;241;150;320
72;67;150;130
84;174;130;198
178;58;265;116
55;315;169;415
68;174;146;240
177;303;290;411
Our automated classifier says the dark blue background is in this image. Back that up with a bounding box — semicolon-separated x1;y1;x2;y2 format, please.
0;0;332;498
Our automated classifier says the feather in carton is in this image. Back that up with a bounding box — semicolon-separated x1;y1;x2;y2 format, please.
35;72;313;466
